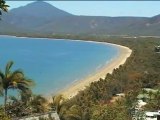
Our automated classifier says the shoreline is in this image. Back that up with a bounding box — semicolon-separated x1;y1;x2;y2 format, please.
0;35;132;99
59;41;132;99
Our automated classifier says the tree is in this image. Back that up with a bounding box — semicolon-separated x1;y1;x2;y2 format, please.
63;105;82;120
0;61;34;112
6;90;33;117
90;102;130;120
30;95;48;113
51;94;65;114
53;94;90;120
0;106;10;120
153;90;160;109
148;91;153;101
0;0;9;17
20;89;33;105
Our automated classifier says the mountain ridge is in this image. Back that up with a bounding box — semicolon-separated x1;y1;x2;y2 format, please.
1;1;160;36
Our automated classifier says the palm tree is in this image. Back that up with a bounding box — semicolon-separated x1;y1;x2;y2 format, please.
20;89;33;105
0;0;9;18
0;0;9;11
51;94;65;114
0;61;34;111
30;95;48;113
50;94;68;119
6;91;33;117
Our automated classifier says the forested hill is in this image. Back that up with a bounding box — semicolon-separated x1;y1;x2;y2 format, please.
1;1;160;36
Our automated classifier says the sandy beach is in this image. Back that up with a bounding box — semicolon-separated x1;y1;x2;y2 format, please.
0;35;132;100
60;41;132;99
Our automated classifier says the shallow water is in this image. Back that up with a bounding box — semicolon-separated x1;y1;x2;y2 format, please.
0;36;118;97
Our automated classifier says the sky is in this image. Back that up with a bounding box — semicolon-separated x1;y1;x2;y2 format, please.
6;1;160;17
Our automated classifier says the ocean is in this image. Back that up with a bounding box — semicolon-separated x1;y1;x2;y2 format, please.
0;36;119;97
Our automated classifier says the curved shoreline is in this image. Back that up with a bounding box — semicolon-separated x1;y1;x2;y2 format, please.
0;35;132;99
60;41;132;99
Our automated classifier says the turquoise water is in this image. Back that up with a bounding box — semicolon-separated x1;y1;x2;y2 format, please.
0;36;119;97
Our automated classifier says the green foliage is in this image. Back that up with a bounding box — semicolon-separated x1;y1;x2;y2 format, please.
63;105;82;120
90;99;131;120
51;94;65;114
0;0;9;19
143;90;160;111
6;90;34;117
55;36;160;120
0;34;160;119
6;93;50;118
0;107;10;120
0;61;35;112
30;95;48;113
0;0;9;12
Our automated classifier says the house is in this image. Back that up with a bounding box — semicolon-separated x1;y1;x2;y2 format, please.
110;93;125;103
155;46;160;53
14;111;60;120
137;88;159;102
132;88;160;120
145;111;160;120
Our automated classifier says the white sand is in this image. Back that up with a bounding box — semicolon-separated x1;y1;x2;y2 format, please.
59;41;132;99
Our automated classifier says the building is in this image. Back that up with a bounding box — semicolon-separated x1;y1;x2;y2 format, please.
155;46;160;53
14;111;60;120
145;111;160;120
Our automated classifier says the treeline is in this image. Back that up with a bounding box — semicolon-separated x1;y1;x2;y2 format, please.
54;36;160;120
0;34;160;120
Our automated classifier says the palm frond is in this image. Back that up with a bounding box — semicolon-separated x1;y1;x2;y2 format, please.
0;70;5;79
0;0;9;12
24;79;35;87
5;61;14;77
17;79;35;87
0;71;4;86
16;84;30;92
11;69;24;80
0;83;3;96
9;95;18;103
35;95;47;103
52;94;64;105
9;76;35;89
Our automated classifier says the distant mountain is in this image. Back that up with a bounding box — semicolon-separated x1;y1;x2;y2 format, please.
2;1;72;29
0;1;160;36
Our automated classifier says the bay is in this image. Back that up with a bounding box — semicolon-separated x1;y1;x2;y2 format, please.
0;36;118;97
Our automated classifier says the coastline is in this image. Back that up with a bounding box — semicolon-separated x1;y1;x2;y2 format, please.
0;35;132;99
60;41;132;99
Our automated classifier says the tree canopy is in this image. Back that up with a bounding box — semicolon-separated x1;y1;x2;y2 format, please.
0;0;9;16
0;61;35;112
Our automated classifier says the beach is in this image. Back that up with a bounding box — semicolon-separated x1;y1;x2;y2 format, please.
60;41;132;99
0;35;132;100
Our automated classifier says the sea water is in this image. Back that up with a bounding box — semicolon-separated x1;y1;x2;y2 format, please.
0;36;119;98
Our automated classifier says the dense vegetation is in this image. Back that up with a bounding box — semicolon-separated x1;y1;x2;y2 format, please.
51;36;160;120
1;2;160;117
0;34;160;120
1;1;160;119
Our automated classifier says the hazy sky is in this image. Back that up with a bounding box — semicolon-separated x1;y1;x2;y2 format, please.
6;1;160;17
